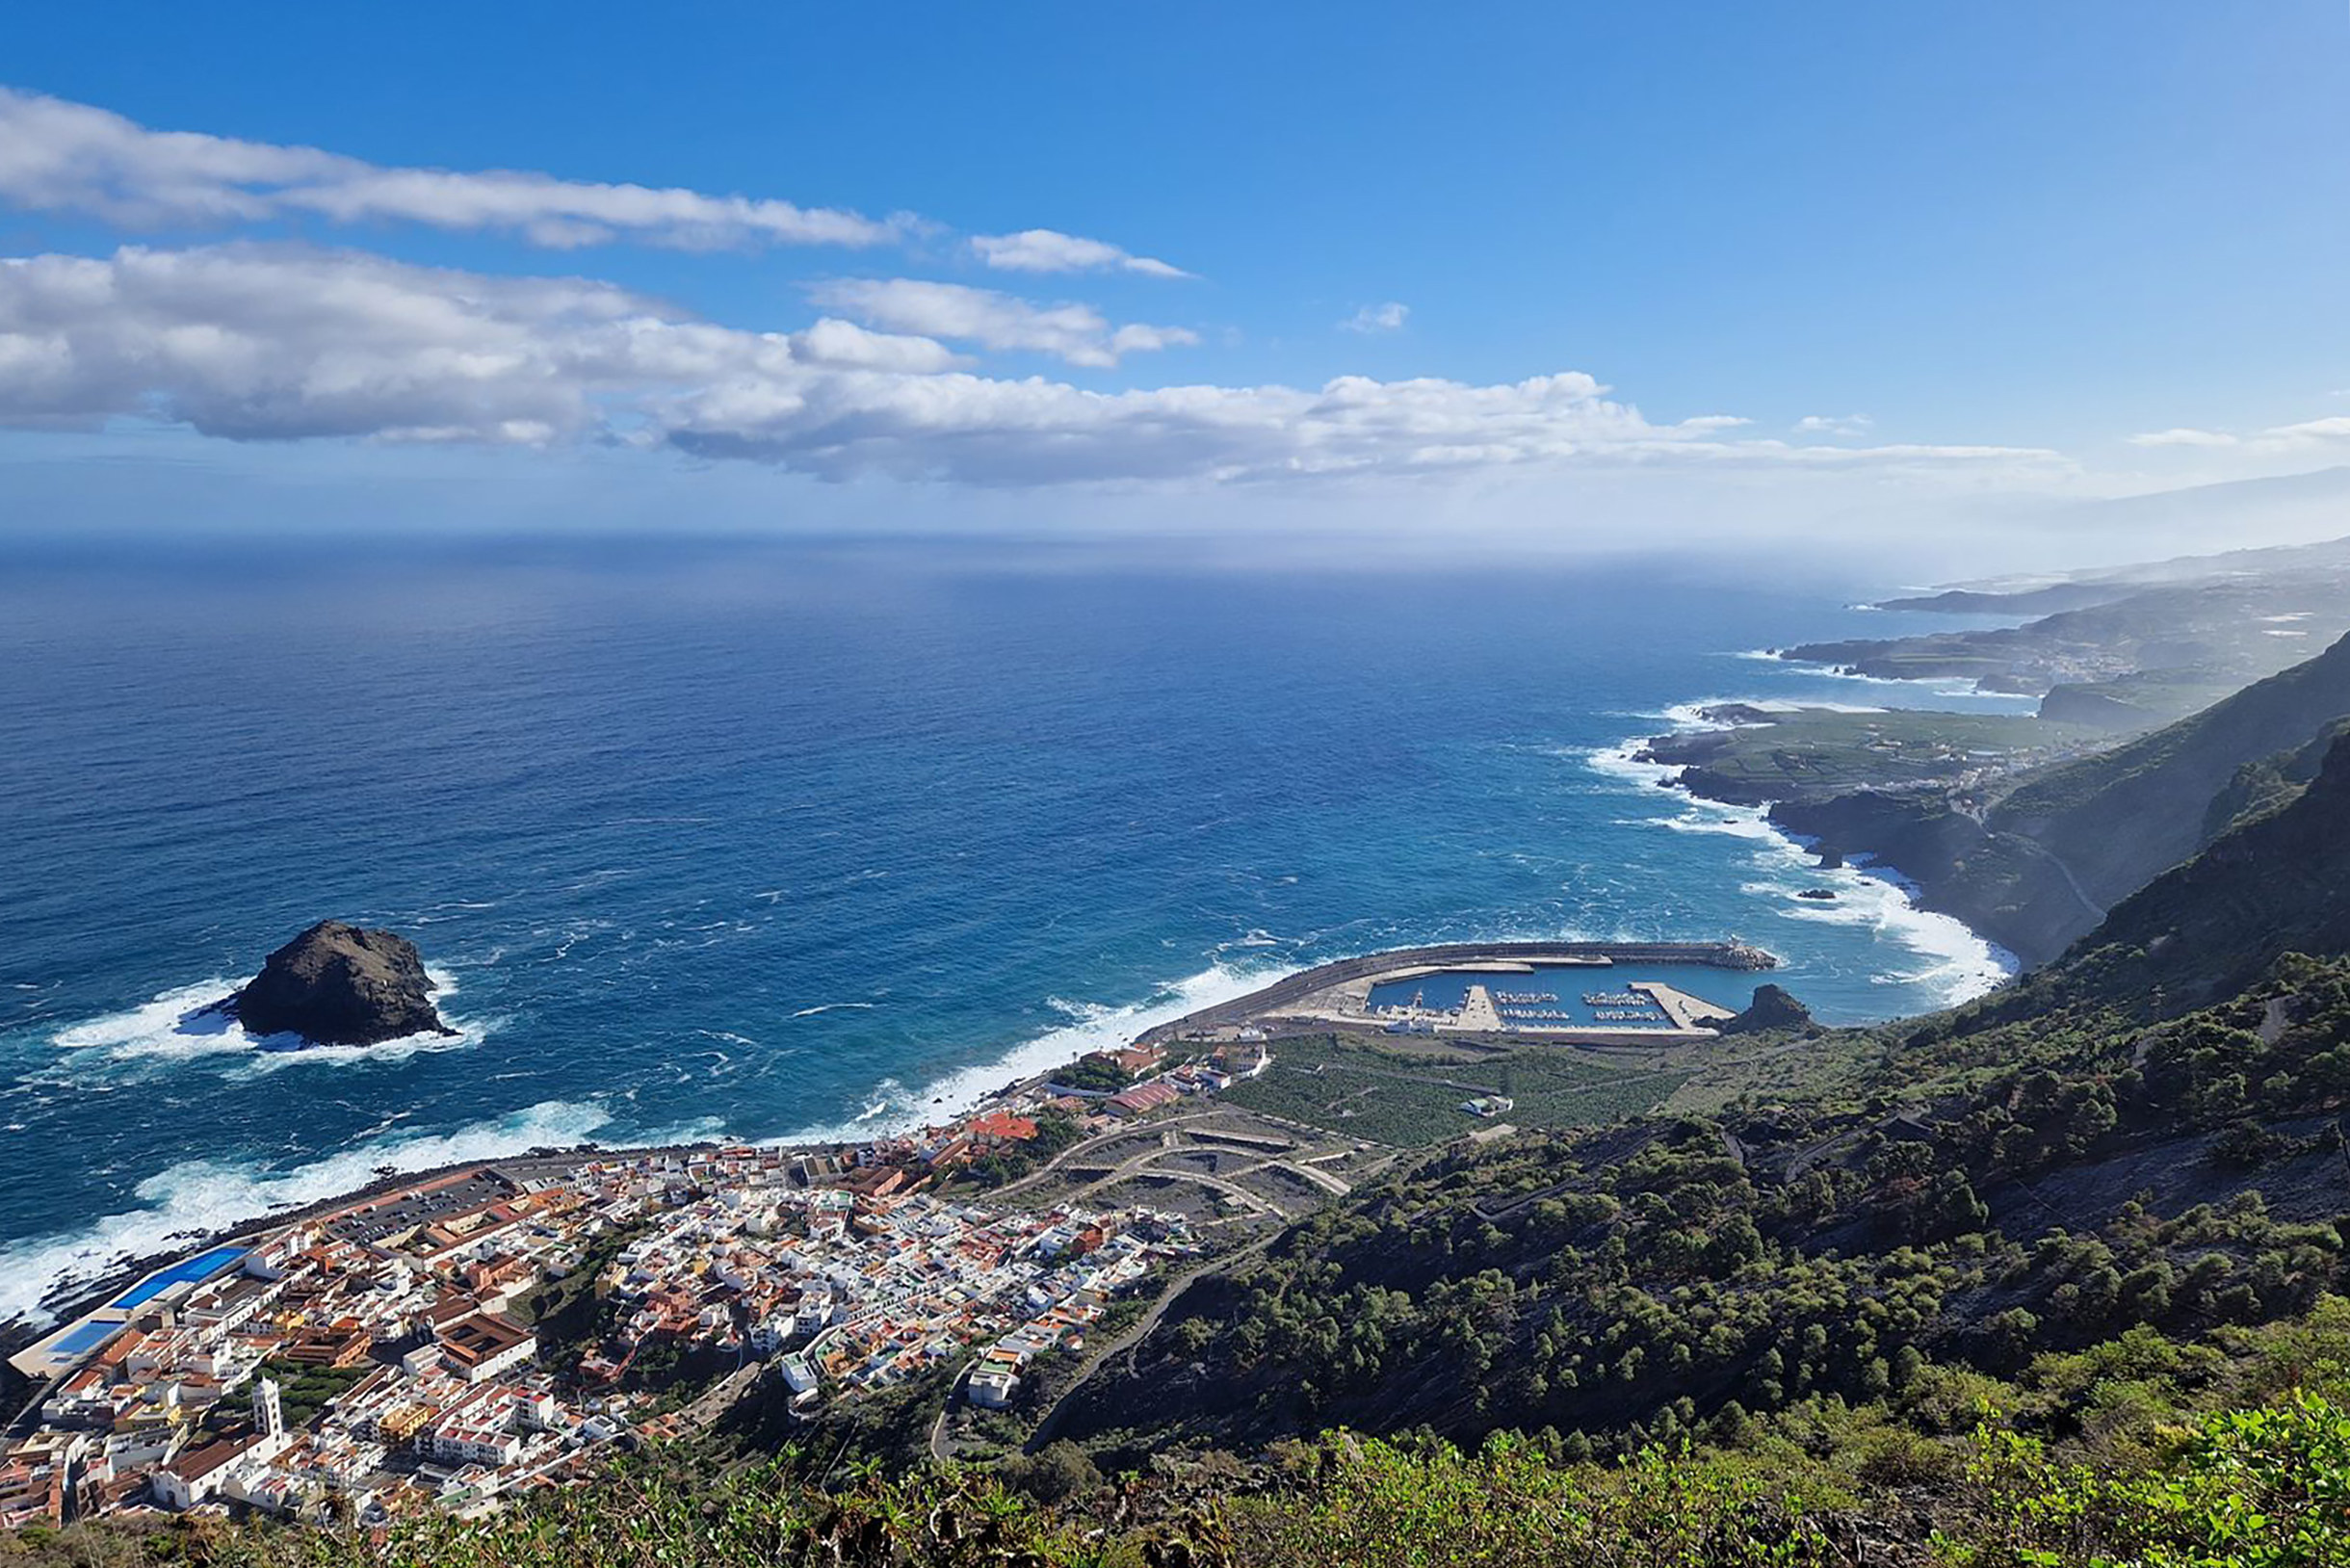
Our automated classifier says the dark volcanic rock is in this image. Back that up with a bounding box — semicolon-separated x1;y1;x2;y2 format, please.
220;921;454;1046
1719;983;1815;1035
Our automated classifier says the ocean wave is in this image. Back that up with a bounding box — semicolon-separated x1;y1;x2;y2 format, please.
1586;722;2014;1012
788;1002;876;1019
770;961;1282;1146
36;969;492;1084
0;1098;617;1327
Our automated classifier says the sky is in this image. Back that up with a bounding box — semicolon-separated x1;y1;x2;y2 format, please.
2;2;2347;565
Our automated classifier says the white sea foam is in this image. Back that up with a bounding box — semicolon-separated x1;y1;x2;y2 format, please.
41;969;491;1083
1764;657;2033;709
1585;719;2015;1012
789;1002;877;1019
0;1099;617;1326
769;961;1282;1146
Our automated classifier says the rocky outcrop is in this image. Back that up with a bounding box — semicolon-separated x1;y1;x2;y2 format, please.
218;921;454;1045
1719;983;1815;1035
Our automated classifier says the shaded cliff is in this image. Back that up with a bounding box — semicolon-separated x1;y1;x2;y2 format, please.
1770;630;2350;966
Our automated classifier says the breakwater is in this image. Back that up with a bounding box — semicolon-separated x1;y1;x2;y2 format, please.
1136;940;1773;1045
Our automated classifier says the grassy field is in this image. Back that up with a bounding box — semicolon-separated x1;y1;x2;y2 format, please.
1216;1032;1684;1144
1658;708;2106;804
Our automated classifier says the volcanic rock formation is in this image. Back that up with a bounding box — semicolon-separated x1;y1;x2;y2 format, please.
217;920;454;1046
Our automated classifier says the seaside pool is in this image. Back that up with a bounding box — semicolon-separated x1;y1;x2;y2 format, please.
108;1244;248;1310
43;1319;125;1358
1366;963;1757;1029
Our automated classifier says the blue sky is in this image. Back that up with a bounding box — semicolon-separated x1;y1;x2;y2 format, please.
3;2;2347;559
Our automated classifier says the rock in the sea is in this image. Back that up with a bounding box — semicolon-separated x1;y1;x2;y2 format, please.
1719;983;1815;1035
1796;888;1839;902
219;921;455;1046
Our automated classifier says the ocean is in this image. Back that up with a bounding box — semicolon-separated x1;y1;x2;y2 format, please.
0;538;2031;1322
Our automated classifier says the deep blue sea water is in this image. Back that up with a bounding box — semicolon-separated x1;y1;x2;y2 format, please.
0;539;2031;1320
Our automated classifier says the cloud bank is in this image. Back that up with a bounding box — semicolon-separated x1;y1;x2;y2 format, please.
2127;416;2350;453
0;87;1188;273
0;245;2065;488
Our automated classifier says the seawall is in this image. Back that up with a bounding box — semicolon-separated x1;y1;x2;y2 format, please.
1136;940;1772;1046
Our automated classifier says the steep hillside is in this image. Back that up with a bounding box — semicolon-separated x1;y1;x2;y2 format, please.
1774;630;2350;964
2030;731;2350;1014
1050;748;2350;1461
2199;716;2350;844
1986;629;2350;910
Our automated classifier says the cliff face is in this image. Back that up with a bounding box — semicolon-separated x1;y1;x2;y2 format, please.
2041;732;2350;1012
1766;632;2350;968
223;921;454;1045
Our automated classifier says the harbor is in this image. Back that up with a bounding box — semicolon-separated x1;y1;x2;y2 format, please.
1141;941;1769;1047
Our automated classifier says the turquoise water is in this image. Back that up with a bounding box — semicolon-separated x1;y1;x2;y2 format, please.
0;539;2028;1320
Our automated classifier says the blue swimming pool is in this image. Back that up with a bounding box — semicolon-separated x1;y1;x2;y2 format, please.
45;1318;124;1357
107;1244;248;1310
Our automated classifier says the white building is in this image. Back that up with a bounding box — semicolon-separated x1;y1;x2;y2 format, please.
151;1436;257;1511
966;1367;1020;1409
251;1376;288;1458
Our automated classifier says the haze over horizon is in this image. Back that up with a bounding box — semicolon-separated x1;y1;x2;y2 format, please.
3;3;2346;572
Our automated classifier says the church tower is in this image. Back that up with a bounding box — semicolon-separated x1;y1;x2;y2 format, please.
252;1374;286;1450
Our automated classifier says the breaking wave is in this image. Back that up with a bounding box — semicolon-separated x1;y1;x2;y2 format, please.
770;961;1283;1146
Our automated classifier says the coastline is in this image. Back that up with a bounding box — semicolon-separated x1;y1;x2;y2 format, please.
1593;714;2020;1009
0;640;2063;1346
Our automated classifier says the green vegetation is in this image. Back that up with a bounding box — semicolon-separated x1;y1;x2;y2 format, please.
11;1392;2350;1565
1063;935;2350;1458
1767;637;2350;969
1053;1057;1133;1093
2200;718;2350;846
942;1108;1087;1191
1986;631;2350;911
17;638;2350;1565
250;1358;371;1429
1214;1031;1682;1144
515;1219;652;1368
1645;708;2103;808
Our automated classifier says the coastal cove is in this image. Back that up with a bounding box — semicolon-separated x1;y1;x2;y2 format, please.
0;543;2036;1326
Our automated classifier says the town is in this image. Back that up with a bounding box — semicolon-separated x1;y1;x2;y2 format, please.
0;1033;1279;1529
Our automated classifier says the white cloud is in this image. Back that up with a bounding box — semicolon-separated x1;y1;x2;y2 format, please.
2126;417;2350;453
806;278;1198;369
0;244;2067;488
1342;301;1409;333
0;86;916;250
1794;413;1872;436
2259;415;2350;448
970;228;1189;278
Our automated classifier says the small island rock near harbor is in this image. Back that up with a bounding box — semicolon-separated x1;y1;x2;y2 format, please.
212;920;455;1046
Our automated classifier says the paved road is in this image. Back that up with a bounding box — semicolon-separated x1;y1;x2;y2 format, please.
1022;1233;1276;1453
